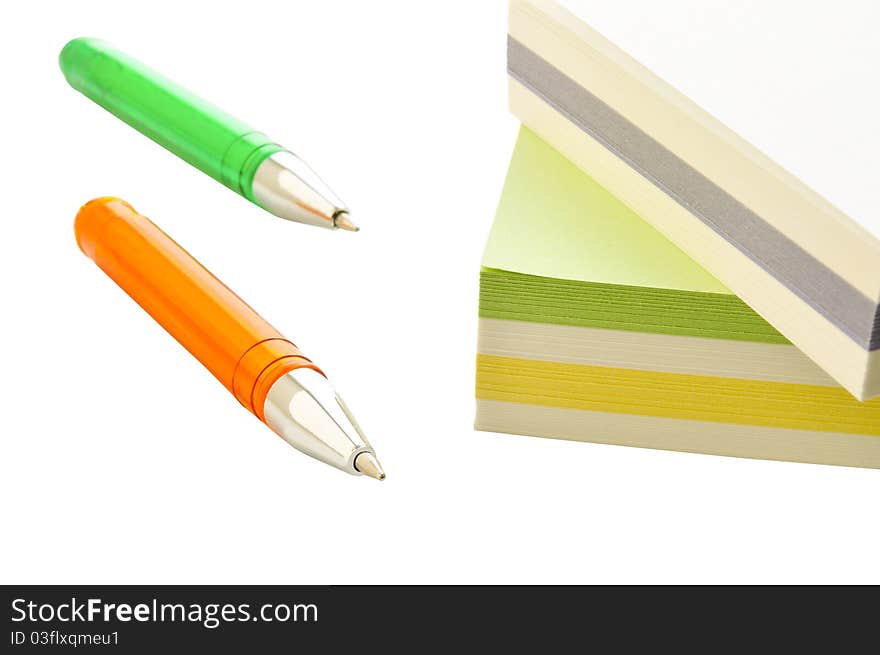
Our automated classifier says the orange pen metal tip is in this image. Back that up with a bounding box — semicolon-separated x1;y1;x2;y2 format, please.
75;197;384;479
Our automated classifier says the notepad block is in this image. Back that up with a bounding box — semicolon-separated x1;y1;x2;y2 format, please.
507;0;880;399
476;126;880;468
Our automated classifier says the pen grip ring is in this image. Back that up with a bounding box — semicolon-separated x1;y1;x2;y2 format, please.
232;338;322;417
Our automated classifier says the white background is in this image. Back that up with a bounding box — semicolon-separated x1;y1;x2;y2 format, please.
1;0;877;585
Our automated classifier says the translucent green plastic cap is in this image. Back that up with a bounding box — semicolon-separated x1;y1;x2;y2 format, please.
60;37;283;200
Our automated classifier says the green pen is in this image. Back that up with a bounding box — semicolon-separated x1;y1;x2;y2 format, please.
60;37;357;231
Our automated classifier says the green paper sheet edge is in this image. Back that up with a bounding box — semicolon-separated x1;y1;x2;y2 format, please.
480;126;786;344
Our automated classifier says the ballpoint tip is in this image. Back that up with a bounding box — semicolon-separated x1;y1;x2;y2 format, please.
354;452;386;480
334;212;359;232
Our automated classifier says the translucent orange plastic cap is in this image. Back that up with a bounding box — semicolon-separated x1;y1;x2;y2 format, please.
74;197;322;419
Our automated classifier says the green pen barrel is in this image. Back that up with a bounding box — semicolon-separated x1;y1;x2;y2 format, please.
59;37;283;201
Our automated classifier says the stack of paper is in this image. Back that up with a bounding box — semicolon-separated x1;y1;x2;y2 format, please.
476;127;880;467
508;0;880;399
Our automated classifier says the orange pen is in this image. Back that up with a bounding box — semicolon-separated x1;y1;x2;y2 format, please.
75;197;384;480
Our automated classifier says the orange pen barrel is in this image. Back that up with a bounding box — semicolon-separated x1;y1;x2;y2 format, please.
74;197;322;421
